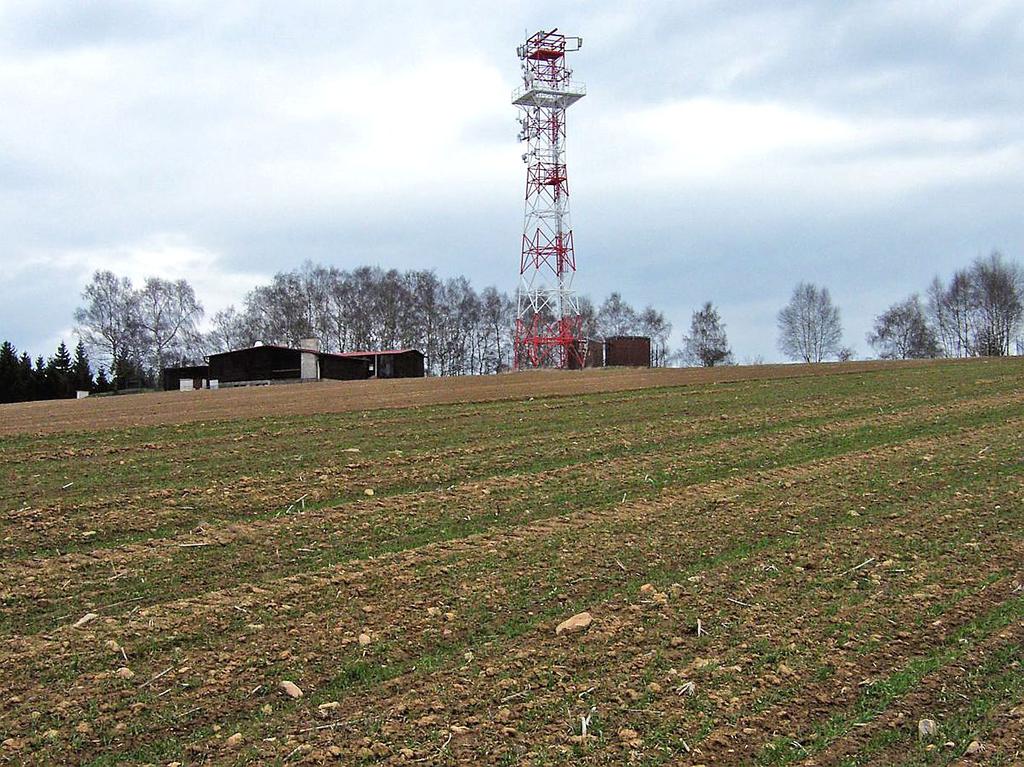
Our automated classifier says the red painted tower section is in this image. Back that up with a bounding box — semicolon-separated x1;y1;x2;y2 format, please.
512;29;586;369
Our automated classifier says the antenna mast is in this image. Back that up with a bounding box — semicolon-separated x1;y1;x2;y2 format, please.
512;29;586;369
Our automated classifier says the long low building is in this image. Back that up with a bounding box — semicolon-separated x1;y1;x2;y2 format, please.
206;343;370;386
162;342;426;390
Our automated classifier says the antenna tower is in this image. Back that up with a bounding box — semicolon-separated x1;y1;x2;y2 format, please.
512;29;586;369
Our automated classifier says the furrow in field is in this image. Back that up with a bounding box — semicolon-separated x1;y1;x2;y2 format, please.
148;427;1024;763
4;374;975;555
237;446;1022;764
2;389;1018;637
803;612;1024;767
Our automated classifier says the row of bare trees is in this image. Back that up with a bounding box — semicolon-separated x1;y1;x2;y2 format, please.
681;284;850;368
74;263;672;378
925;252;1024;358
584;292;674;366
205;264;514;376
682;251;1023;368
867;252;1023;360
209;265;672;375
771;252;1023;364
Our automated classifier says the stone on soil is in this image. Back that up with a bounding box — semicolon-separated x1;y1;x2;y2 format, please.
72;612;98;629
555;611;593;636
280;680;303;699
918;718;939;740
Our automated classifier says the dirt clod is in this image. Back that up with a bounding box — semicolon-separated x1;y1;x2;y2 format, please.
618;728;643;746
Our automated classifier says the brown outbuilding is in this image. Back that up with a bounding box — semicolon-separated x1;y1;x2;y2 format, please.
604;336;651;367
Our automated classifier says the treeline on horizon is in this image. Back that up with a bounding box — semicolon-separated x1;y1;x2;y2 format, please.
205;263;673;375
682;251;1024;367
0;262;672;403
2;251;1022;405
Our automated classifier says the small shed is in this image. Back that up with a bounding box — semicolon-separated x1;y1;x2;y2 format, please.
162;365;210;391
338;349;426;379
604;336;651;367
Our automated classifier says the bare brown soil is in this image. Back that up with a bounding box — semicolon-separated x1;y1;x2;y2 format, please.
0;358;1021;766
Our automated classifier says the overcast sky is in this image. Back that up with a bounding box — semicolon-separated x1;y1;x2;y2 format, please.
2;1;1022;362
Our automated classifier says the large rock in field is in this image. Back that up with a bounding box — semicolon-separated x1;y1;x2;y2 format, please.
555;612;593;636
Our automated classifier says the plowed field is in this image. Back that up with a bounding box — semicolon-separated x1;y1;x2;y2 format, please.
1;359;1022;766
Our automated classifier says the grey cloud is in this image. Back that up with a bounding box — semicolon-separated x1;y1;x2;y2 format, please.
1;1;1022;361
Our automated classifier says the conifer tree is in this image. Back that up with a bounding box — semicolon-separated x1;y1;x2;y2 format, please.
33;355;49;399
71;341;94;392
18;353;33;401
49;341;73;398
0;342;18;403
112;351;136;391
682;303;733;367
94;366;111;393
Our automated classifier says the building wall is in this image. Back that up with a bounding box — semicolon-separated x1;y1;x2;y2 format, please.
209;347;301;383
300;352;319;380
207;347;372;385
161;366;210;391
319;355;372;381
389;351;425;378
342;352;425;378
585;340;605;368
605;336;651;367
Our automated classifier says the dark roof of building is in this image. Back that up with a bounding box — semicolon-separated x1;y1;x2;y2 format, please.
208;345;370;364
337;349;425;357
162;364;209;374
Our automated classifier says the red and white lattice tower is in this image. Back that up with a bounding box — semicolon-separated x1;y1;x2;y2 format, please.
512;29;586;369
